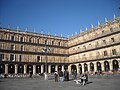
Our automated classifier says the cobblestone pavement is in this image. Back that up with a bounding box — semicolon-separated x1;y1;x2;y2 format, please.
0;74;120;90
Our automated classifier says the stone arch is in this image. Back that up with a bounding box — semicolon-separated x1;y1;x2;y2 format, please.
51;65;55;73
112;60;119;71
84;63;88;72
0;64;5;74
64;65;68;70
27;65;33;74
96;62;101;72
58;65;62;71
8;64;15;74
18;64;24;74
36;65;41;73
71;64;77;74
90;62;94;72
104;61;110;71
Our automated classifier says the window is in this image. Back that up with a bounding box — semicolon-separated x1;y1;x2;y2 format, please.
29;38;32;43
103;40;106;44
104;51;108;56
19;55;22;62
111;38;115;42
45;40;47;44
51;41;54;45
20;37;23;42
102;30;104;34
110;28;113;32
11;36;14;41
11;45;15;50
21;45;24;51
10;54;15;61
112;49;117;55
37;38;39;44
37;56;40;62
58;41;61;46
83;45;86;50
0;54;4;61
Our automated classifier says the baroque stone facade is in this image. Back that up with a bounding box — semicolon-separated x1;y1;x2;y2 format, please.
0;16;120;74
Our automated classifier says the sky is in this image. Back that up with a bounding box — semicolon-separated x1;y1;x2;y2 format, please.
0;0;120;37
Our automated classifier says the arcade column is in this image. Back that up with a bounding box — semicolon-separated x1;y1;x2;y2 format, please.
33;65;36;75
5;64;8;74
48;65;51;73
41;65;44;73
24;64;27;74
15;64;18;74
68;64;71;74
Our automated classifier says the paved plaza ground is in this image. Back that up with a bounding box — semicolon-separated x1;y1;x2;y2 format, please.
0;74;120;90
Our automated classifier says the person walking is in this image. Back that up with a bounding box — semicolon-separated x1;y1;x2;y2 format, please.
58;70;64;82
54;71;58;82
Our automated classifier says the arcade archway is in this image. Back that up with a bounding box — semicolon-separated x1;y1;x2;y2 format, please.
18;64;24;73
8;64;15;74
0;64;5;74
36;65;41;73
79;64;82;74
112;60;119;71
51;65;55;73
104;61;110;71
96;62;101;72
58;65;62;71
90;63;94;72
27;65;33;74
84;63;88;72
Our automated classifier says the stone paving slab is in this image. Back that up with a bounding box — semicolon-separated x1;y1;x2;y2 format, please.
0;75;120;90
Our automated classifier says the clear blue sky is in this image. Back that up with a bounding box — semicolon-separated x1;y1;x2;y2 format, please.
0;0;120;37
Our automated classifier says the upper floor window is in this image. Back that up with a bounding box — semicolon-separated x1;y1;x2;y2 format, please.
83;45;86;50
37;56;40;62
11;36;14;41
29;38;32;43
45;40;47;45
112;49;117;55
20;37;23;42
103;40;106;44
58;41;61;46
19;55;22;62
37;38;39;44
21;45;24;51
102;30;104;34
111;38;115;42
51;41;54;45
110;28;113;32
11;45;15;50
104;51;108;56
10;54;15;61
0;54;4;61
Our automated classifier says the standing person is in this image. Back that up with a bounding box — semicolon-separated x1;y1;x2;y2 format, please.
66;69;69;81
74;70;77;79
58;70;64;82
71;69;74;80
84;72;88;84
64;70;67;81
29;71;33;78
54;71;58;82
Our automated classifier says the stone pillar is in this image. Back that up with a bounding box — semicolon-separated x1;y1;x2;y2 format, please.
41;65;44;73
109;60;113;71
101;61;104;71
15;64;18;74
24;64;27;74
81;63;84;73
119;60;120;69
76;64;79;74
5;64;8;74
55;65;58;72
87;63;90;72
33;65;36;75
48;65;51;73
68;64;71;74
62;65;64;71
